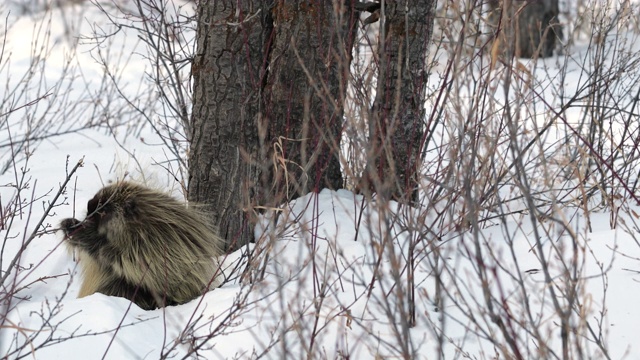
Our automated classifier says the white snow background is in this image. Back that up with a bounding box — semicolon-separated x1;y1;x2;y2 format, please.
1;1;640;359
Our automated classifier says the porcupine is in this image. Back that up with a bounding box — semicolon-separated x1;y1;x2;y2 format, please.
60;182;223;310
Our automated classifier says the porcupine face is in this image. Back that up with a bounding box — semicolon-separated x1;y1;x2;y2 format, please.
62;190;107;256
60;185;128;259
60;184;162;309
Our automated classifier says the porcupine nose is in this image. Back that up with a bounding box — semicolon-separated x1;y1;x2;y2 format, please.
60;218;82;236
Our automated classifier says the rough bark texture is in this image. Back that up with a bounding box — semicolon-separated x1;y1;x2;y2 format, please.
489;0;562;59
189;1;357;249
365;1;435;203
264;1;357;200
189;1;268;249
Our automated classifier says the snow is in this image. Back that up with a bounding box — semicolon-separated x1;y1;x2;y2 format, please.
2;1;640;359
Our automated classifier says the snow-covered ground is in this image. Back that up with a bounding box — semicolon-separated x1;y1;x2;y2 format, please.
2;1;640;359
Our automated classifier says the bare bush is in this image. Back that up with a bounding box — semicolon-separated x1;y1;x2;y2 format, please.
0;2;164;356
85;0;197;187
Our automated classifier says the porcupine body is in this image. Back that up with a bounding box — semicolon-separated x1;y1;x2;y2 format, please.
60;182;223;310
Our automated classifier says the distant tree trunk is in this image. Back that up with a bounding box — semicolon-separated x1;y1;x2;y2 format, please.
364;1;436;203
189;1;357;250
189;1;268;249
264;1;357;201
489;0;562;59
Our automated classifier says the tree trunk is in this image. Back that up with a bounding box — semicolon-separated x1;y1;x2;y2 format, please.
264;1;357;202
489;0;562;59
189;1;357;249
189;1;269;249
365;1;435;203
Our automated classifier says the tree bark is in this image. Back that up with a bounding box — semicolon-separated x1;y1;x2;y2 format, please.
489;0;562;59
264;1;357;201
189;1;269;249
189;1;357;249
365;0;435;203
